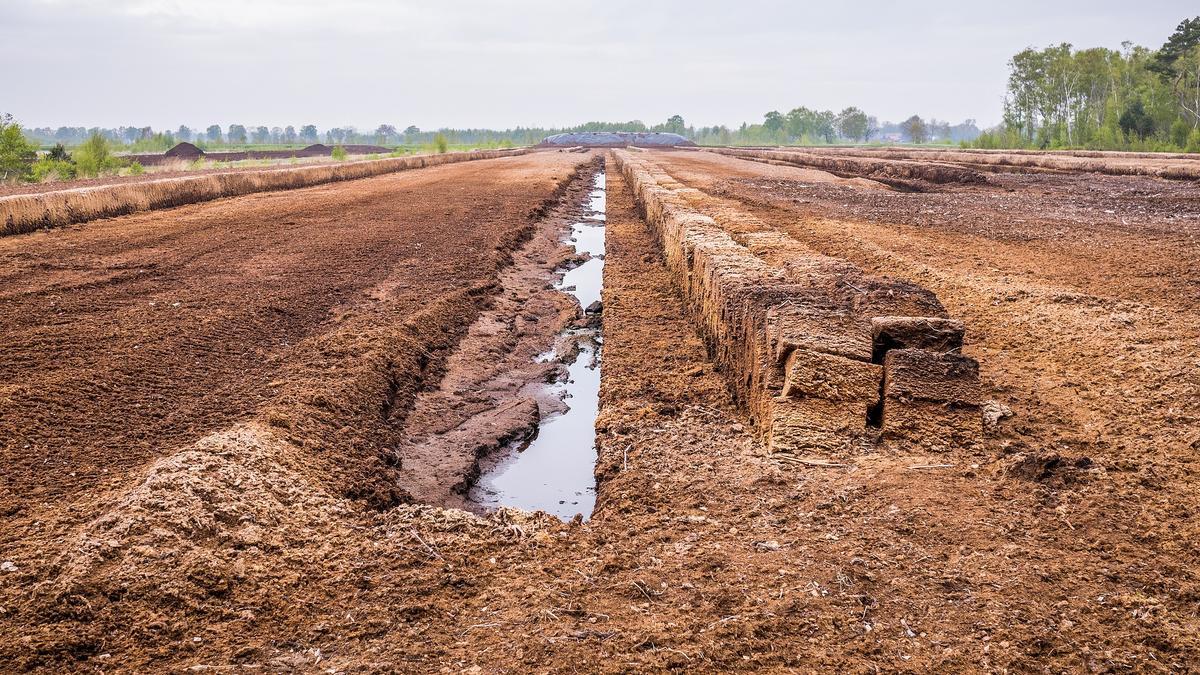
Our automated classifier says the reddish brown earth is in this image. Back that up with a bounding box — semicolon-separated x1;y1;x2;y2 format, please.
1;148;1198;672
0;151;589;542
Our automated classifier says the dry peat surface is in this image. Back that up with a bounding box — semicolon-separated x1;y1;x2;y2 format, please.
0;147;1198;672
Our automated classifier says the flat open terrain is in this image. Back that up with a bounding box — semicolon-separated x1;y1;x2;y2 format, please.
0;150;586;550
1;147;1198;671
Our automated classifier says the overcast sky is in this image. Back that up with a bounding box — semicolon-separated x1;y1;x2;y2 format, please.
2;0;1195;131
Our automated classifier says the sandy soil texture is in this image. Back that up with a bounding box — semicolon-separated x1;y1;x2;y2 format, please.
1;148;1197;671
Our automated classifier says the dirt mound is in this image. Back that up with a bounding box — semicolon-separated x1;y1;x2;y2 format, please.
540;132;696;148
163;142;204;159
300;143;331;154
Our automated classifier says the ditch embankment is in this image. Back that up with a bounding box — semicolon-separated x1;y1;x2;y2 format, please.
0;148;531;235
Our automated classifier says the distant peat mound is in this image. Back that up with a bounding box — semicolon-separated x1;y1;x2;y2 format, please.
162;141;204;159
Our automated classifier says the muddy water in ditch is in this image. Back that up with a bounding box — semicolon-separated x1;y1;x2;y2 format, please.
470;171;606;520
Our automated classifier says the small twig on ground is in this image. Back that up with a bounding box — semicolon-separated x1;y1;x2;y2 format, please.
409;529;443;560
623;444;631;472
772;455;851;468
705;615;741;631
908;464;956;470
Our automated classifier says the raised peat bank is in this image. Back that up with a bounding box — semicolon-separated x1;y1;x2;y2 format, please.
0;148;530;235
707;145;1200;181
471;171;607;519
612;149;983;457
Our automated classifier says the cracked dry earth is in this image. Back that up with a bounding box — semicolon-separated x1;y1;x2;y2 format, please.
0;148;1197;672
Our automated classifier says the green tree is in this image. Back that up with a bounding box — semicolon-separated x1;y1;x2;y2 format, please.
763;111;785;135
1119;100;1156;139
0;113;38;181
300;124;319;142
433;133;449;153
1150;16;1200;128
227;124;248;144
375;124;398;144
988;23;1200;150
813;110;837;143
836;107;870;142
206;124;223;143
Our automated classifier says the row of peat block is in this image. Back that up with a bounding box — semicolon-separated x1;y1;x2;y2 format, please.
612;150;983;457
701;147;988;186
1;148;531;236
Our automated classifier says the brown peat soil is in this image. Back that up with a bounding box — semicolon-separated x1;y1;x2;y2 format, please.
0;148;1197;672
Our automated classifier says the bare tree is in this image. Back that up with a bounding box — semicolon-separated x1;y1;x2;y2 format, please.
901;115;928;143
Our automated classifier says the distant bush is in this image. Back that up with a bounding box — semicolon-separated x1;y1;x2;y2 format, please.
331;145;348;161
48;143;72;162
75;132;120;177
0;113;38;181
124;133;175;153
1170;119;1191;148
1188;128;1200;153
128;161;145;175
968;127;1027;150
434;133;448;153
30;158;77;182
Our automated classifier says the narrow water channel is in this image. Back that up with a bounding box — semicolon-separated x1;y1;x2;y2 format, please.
470;170;606;520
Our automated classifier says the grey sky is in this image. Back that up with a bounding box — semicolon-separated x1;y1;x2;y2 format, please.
2;0;1195;131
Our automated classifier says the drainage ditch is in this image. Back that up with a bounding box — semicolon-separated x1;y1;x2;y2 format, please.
469;170;606;520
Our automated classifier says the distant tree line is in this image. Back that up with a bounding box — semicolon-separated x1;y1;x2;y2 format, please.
20;108;984;156
975;15;1200;151
687;108;980;146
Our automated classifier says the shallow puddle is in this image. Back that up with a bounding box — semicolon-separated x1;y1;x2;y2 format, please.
470;171;606;520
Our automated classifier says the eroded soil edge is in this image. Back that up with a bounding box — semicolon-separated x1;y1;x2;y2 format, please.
396;155;605;511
